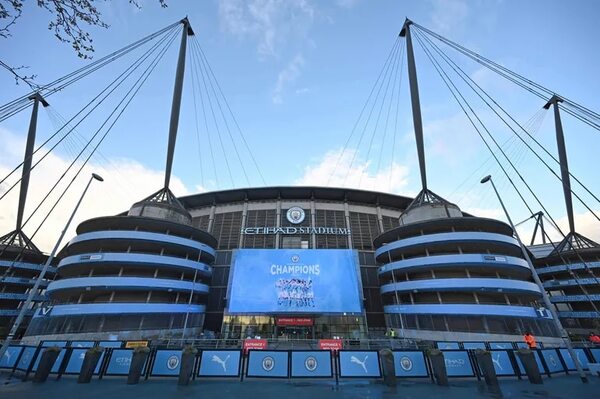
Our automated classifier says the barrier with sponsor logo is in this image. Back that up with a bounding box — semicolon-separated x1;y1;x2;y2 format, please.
338;350;381;378
558;348;589;371
513;350;546;376
540;349;564;374
150;350;182;376
441;350;475;378
0;346;23;369
487;350;516;376
392;351;428;378
64;348;104;375
290;350;332;378
246;350;289;378
198;350;242;377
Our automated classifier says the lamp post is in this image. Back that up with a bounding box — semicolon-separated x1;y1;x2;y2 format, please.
480;174;587;383
0;173;104;360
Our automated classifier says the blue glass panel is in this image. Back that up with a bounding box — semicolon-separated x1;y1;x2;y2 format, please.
442;351;474;377
290;351;332;377
70;341;95;348
247;351;288;378
392;351;428;377
590;348;600;363
437;342;460;350
64;349;105;374
42;341;66;347
489;342;513;350
199;350;241;377
16;347;37;370
0;346;23;368
463;342;486;350
338;351;381;378
99;341;122;348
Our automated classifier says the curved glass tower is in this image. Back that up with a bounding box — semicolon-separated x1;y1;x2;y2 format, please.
25;192;216;342
375;195;559;341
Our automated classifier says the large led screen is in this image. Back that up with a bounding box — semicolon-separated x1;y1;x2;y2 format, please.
228;249;362;314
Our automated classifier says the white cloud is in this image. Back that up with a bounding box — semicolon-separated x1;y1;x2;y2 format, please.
272;53;305;104
0;129;191;253
218;0;315;57
555;209;600;243
294;148;411;194
428;0;469;35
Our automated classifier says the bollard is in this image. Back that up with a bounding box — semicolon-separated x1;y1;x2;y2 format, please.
178;346;197;386
78;347;104;383
516;349;543;384
127;347;150;385
379;348;397;387
427;348;448;386
474;349;498;386
32;346;61;383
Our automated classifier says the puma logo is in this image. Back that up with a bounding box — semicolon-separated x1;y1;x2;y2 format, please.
350;355;368;373
492;353;503;371
211;354;230;372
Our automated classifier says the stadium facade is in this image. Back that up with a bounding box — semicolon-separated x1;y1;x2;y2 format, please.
22;186;563;343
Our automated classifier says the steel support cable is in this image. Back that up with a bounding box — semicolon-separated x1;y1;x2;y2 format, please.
188;42;205;189
193;38;267;186
359;39;403;188
414;32;600;306
559;104;600;131
374;40;404;181
0;28;179;193
327;36;401;186
188;40;219;188
412;23;600;120
191;40;235;187
0;22;181;120
388;40;406;192
191;40;251;187
0;30;176;283
344;39;402;186
416;29;600;218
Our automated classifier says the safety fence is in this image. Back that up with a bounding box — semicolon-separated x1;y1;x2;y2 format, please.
1;340;599;382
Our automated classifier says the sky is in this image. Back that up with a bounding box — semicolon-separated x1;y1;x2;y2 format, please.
0;0;599;252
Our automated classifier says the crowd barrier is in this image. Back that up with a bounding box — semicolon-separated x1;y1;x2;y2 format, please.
1;339;599;383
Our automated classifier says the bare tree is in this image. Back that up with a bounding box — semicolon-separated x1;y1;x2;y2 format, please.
0;0;167;87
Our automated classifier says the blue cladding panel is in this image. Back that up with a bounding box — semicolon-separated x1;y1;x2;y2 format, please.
393;351;428;377
99;341;122;348
514;351;544;374
199;350;241;377
151;350;182;376
42;341;67;347
559;348;589;370
463;342;486;350
515;342;529;349
16;347;37;370
489;351;515;376
32;349;66;373
290;351;332;377
437;342;460;350
70;341;95;348
0;346;23;368
247;351;289;378
489;342;513;350
541;349;564;373
64;349;104;374
442;351;474;377
229;249;362;314
106;349;135;375
338;351;381;378
590;348;600;363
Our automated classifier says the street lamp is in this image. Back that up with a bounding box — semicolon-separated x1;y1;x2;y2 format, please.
480;174;587;383
0;173;104;359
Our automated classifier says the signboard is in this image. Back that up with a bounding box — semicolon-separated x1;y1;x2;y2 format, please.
489;350;515;376
198;350;242;377
338;351;381;378
64;348;105;374
151;350;182;376
442;351;474;377
437;342;460;350
228;249;362;314
290;351;332;378
243;339;268;353
276;317;313;326
246;350;289;378
319;339;343;352
558;348;589;370
541;349;564;374
392;351;428;377
0;346;23;369
106;349;137;375
125;341;148;348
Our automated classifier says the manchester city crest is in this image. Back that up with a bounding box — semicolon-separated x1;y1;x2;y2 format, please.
304;356;318;372
167;355;180;370
286;207;305;224
400;356;413;371
262;356;275;371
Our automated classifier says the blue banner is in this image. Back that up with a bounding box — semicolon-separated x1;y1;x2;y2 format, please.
16;347;37;371
151;350;182;376
437;342;460;350
338;351;381;378
393;351;428;377
489;350;515;376
442;351;474;377
558;348;588;371
228;249;362;314
199;350;241;377
31;348;66;373
514;350;544;375
64;348;104;374
541;349;564;373
0;346;23;369
463;342;486;350
106;349;135;375
489;342;513;350
247;350;289;378
290;351;332;378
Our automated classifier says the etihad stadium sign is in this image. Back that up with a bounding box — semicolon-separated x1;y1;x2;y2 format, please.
241;226;351;235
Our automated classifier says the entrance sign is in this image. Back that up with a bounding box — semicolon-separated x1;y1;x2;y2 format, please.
229;249;362;314
276;317;313;326
243;339;268;353
319;339;343;352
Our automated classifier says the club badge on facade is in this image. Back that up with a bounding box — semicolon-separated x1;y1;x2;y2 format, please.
400;356;413;371
286;207;305;224
262;356;275;371
167;355;179;370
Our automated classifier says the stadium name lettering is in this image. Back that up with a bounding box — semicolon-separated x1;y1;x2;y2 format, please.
241;227;351;235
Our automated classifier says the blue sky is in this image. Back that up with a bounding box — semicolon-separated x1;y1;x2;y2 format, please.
1;0;599;251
